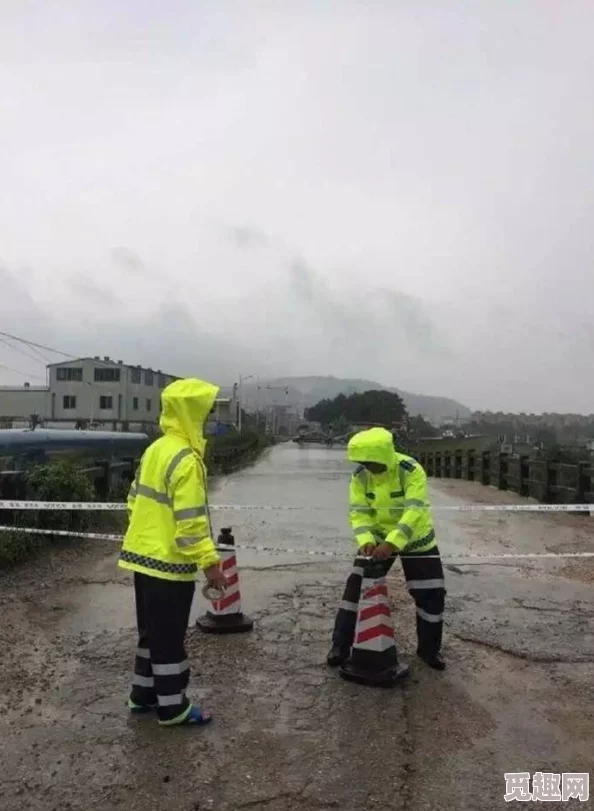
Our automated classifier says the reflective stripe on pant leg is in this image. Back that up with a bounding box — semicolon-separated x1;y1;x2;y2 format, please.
130;574;157;707
401;547;445;657
332;557;363;648
141;574;195;723
132;644;155;699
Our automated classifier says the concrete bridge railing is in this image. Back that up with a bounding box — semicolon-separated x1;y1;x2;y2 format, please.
413;446;594;505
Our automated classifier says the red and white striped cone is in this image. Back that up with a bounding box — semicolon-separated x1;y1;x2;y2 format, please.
196;529;254;634
339;558;409;687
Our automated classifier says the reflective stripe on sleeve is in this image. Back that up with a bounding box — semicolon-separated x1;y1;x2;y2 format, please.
164;447;194;491
397;523;413;539
175;535;209;549
354;526;374;536
404;499;426;508
350;505;374;514
174;505;207;521
136;483;171;505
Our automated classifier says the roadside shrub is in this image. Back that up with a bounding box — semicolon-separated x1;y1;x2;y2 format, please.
0;461;97;568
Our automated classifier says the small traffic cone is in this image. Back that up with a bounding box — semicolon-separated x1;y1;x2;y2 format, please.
196;528;254;634
339;558;409;687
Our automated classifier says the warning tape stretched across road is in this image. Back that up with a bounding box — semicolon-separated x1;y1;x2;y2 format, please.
0;500;593;514
0;524;592;562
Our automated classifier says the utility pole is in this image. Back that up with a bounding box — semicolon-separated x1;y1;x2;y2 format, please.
258;384;289;436
237;374;254;433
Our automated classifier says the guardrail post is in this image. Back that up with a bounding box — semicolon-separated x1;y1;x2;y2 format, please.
577;462;590;512
95;461;111;499
466;449;475;481
519;455;529;497
497;453;508;490
582;464;594;505
546;462;556;503
454;449;462;479
435;451;442;478
481;451;490;485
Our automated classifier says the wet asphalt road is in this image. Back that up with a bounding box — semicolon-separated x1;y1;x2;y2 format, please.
1;443;594;810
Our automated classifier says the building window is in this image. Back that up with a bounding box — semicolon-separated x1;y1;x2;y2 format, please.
56;367;83;382
94;367;121;383
132;397;139;411
130;368;141;384
145;370;154;386
157;373;167;388
63;395;77;410
146;398;152;412
99;396;113;410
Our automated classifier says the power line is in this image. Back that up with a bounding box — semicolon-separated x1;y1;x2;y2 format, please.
0;337;48;368
0;330;74;359
0;330;117;370
0;362;46;381
0;329;174;375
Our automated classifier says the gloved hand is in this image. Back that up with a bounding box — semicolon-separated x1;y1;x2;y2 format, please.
359;543;376;557
203;563;227;591
372;542;396;561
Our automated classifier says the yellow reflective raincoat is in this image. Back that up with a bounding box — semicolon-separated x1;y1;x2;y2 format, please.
118;378;221;582
347;427;436;554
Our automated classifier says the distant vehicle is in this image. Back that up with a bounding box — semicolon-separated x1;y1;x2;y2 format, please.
292;431;330;444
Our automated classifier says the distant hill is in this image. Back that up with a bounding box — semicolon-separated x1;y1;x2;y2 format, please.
239;376;470;423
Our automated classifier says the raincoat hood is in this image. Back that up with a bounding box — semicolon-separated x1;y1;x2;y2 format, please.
347;427;397;469
159;378;220;456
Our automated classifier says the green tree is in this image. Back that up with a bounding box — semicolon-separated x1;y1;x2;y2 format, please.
305;389;406;428
407;415;438;439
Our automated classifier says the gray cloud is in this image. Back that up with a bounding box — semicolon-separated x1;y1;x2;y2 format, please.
69;273;120;307
1;2;593;413
111;247;153;278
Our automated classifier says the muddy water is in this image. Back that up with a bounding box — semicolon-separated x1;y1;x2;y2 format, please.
1;443;594;811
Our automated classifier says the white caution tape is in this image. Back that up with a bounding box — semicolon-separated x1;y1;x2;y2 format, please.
0;500;593;514
0;501;127;511
0;524;592;562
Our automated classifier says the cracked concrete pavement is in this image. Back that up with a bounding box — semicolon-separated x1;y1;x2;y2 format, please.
1;444;594;810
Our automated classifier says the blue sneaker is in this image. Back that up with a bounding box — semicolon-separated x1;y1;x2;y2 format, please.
159;704;213;727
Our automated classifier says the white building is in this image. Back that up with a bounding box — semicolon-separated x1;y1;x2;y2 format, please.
0;357;237;432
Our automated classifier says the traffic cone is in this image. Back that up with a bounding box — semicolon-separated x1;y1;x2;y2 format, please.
339;558;409;687
196;528;254;634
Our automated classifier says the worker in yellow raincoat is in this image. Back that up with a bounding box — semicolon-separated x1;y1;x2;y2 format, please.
119;378;227;726
327;427;446;671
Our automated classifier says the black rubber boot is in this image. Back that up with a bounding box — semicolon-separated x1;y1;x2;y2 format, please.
418;651;446;671
326;645;349;667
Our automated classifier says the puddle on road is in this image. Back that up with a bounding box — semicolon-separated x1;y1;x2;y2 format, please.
55;583;134;635
54;557;343;637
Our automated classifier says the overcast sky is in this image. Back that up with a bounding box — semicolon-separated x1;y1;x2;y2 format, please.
1;1;593;413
